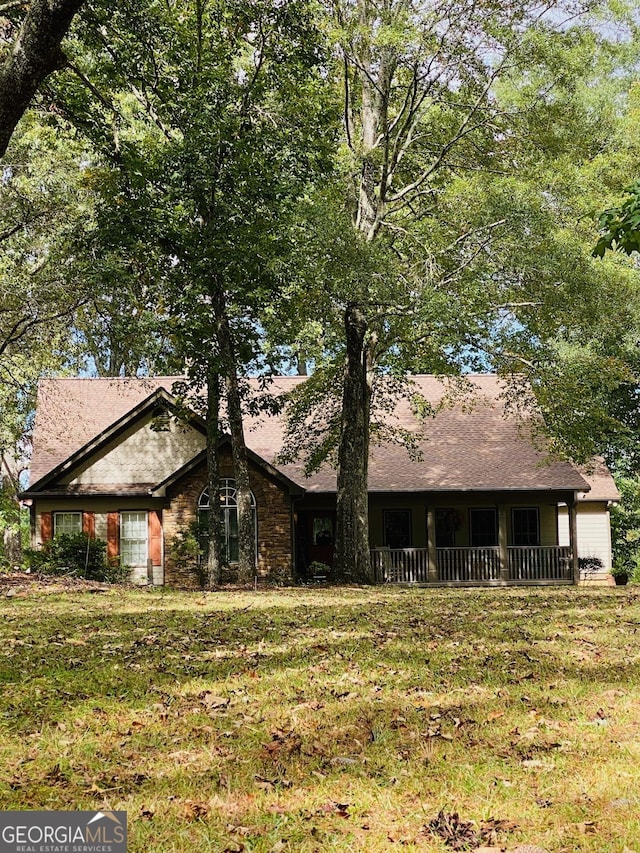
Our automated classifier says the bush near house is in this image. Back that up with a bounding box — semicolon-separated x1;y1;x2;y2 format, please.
23;532;120;582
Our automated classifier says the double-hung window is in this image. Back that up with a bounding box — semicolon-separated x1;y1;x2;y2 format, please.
469;508;498;547
120;511;148;566
511;507;540;546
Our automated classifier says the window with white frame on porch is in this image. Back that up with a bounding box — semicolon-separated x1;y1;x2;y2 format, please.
511;507;540;546
383;509;412;549
435;508;458;547
469;507;498;547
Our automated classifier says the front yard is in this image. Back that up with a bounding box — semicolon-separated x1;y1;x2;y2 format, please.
0;582;639;852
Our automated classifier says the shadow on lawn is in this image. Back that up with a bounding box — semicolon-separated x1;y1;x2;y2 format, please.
1;587;637;731
1;584;640;849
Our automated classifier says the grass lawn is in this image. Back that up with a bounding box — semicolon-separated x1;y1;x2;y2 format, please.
1;582;639;852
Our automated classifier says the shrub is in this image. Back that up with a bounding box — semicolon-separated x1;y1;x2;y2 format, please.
308;561;331;577
168;522;206;586
24;533;109;581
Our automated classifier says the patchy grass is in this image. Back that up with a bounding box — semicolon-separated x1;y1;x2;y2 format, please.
1;583;640;852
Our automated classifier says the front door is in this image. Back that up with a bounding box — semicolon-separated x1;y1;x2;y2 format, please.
296;511;336;576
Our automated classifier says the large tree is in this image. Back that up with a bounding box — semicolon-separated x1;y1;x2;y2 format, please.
49;0;335;584
310;0;640;581
0;0;86;157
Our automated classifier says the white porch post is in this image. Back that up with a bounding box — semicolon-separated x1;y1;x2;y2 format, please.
570;496;580;584
427;507;437;583
498;504;509;583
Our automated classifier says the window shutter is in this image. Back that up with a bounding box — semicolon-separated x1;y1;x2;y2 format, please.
40;512;53;543
107;512;120;562
82;511;95;539
148;509;162;566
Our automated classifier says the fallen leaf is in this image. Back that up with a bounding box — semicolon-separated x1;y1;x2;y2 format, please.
182;800;209;820
200;692;229;710
486;711;505;722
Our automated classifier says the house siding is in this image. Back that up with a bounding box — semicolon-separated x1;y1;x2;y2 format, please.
60;416;205;486
558;502;612;577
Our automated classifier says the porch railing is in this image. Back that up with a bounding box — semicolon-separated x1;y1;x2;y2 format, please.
437;547;501;582
371;545;572;584
507;546;571;581
371;548;429;584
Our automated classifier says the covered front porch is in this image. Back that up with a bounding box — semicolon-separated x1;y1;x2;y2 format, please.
368;493;580;586
295;489;583;586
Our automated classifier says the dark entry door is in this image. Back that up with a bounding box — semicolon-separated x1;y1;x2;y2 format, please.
297;511;336;575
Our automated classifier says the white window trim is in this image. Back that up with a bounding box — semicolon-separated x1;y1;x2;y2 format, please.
198;480;257;565
53;511;83;537
511;506;541;547
120;510;148;567
469;507;498;548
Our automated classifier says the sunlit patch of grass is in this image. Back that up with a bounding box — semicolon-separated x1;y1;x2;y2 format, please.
1;585;640;851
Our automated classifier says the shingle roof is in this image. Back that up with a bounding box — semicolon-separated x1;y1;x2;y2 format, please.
28;374;618;498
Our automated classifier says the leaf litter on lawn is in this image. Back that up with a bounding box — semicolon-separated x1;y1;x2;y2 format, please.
1;585;639;851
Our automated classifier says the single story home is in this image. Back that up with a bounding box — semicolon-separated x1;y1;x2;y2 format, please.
21;374;619;587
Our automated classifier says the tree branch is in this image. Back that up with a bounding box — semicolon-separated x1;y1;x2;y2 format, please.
0;0;86;158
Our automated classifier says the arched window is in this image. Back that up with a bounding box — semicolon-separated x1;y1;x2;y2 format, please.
198;479;257;564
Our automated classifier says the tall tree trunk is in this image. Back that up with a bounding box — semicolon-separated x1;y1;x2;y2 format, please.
0;453;21;567
206;366;226;587
0;0;85;158
333;0;391;583
214;294;256;584
334;303;373;582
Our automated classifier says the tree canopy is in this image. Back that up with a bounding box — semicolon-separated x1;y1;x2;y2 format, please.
2;0;640;577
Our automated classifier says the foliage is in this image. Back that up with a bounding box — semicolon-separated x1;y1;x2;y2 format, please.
46;0;339;582
263;0;640;579
0;0;85;158
167;521;206;587
594;180;640;257
0;114;95;449
0;493;28;571
306;561;332;578
610;476;640;581
578;556;604;579
23;532;111;581
0;586;639;851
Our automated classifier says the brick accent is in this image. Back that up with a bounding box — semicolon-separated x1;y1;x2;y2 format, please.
163;447;293;588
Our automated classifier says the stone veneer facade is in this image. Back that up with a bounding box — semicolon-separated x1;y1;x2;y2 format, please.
162;448;294;587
